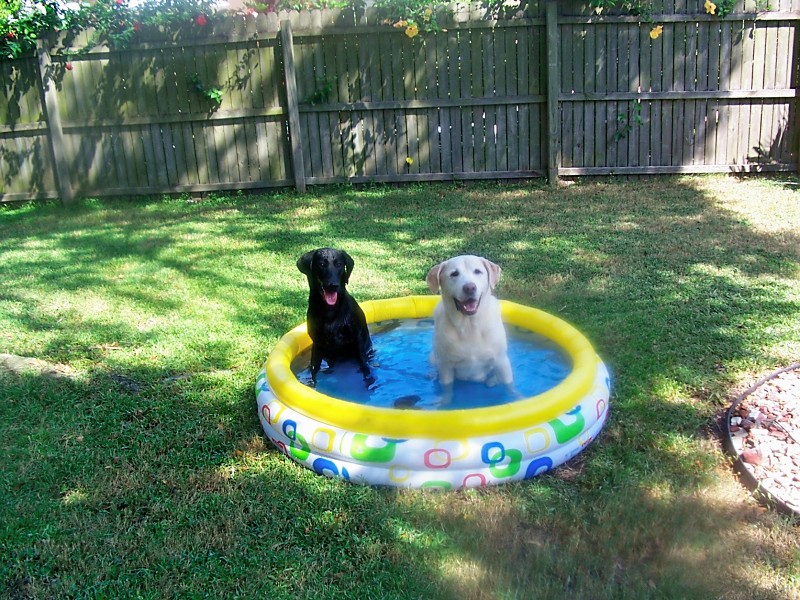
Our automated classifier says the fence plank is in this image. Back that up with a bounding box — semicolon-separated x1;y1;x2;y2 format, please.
280;20;306;192
35;42;73;203
503;29;518;172
412;37;438;173
446;32;462;173
421;36;437;174
516;26;531;170
546;0;560;181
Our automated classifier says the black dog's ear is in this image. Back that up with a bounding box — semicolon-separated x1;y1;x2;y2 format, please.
297;250;316;276
340;251;355;284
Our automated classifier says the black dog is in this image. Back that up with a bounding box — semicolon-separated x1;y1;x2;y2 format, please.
297;248;373;386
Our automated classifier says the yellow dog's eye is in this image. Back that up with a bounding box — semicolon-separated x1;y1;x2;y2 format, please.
449;270;459;278
473;269;482;275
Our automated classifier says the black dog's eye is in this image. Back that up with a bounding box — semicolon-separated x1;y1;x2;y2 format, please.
449;270;459;278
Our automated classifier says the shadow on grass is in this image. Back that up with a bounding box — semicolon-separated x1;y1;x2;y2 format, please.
1;176;799;598
1;365;461;598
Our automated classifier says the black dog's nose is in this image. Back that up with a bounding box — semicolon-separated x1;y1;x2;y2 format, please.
462;282;477;296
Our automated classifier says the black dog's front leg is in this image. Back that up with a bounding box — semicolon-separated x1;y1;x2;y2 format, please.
308;345;323;387
355;321;374;387
357;350;375;388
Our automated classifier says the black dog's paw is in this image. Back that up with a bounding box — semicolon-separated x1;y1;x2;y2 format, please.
363;373;377;389
393;394;422;409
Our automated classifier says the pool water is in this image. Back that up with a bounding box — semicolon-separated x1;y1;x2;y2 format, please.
291;319;572;410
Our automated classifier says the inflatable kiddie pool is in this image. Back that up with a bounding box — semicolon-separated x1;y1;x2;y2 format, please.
255;295;610;490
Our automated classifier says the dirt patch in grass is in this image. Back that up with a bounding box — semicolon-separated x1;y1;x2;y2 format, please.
0;353;74;379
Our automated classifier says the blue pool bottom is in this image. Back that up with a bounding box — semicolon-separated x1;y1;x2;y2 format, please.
292;318;572;410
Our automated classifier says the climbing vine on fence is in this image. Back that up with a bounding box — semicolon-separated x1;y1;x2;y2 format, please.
589;0;773;40
1;0;216;59
0;0;781;61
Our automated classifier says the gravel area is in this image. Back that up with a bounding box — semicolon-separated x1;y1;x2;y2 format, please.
725;364;800;515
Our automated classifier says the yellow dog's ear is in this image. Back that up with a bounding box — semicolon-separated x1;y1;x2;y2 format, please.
482;258;502;290
425;262;444;294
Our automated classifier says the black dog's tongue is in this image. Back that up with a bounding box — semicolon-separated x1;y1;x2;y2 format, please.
323;290;338;306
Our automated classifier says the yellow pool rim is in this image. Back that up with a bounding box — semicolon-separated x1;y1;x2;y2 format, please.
265;295;600;439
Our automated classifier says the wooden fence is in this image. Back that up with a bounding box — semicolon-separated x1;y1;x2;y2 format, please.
0;0;798;203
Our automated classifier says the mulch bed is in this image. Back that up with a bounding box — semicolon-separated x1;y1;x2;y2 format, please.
724;364;800;515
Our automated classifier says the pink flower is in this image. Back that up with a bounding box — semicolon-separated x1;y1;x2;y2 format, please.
65;63;73;71
195;14;208;26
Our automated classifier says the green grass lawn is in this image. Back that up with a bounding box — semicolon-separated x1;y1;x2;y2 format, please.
1;175;799;599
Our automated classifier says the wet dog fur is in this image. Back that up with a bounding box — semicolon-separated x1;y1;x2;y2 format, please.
297;247;373;386
426;255;514;402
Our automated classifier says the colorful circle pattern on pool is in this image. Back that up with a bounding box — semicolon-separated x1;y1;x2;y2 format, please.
257;362;609;489
256;297;612;490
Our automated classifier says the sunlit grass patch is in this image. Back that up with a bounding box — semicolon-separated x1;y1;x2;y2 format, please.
1;175;799;599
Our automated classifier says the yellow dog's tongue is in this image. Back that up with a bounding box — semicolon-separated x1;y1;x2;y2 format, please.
324;290;338;305
459;298;479;314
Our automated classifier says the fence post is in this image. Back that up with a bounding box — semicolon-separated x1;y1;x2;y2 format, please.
35;40;74;204
280;19;307;193
545;0;560;184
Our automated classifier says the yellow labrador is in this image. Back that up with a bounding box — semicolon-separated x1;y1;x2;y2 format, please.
426;255;514;402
